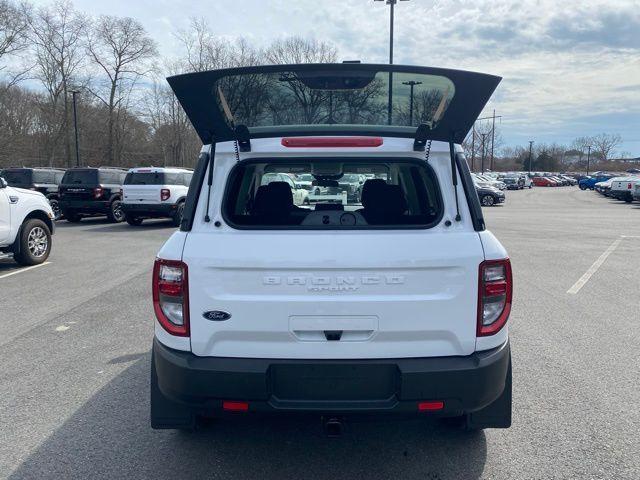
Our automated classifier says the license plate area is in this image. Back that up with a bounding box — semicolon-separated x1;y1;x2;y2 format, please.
270;363;398;402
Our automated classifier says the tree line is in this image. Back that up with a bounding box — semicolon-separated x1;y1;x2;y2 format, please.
1;0;631;172
0;0;339;169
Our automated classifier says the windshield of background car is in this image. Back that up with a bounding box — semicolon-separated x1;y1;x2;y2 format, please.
2;169;31;185
62;170;98;184
223;158;443;229
215;70;455;129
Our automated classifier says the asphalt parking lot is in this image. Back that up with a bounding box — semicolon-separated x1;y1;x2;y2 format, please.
1;188;639;480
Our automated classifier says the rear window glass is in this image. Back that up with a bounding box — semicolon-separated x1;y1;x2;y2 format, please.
125;172;165;185
62;170;98;184
124;172;188;185
223;158;442;229
2;170;31;185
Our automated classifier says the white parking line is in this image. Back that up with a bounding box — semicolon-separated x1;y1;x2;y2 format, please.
567;237;623;294
0;262;51;280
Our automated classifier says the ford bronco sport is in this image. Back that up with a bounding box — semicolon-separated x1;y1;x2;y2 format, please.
150;64;512;432
122;167;194;226
59;167;127;223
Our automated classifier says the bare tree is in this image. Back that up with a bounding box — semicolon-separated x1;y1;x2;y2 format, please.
265;36;337;64
28;0;87;166
0;0;31;87
86;15;157;163
591;133;622;162
570;136;592;162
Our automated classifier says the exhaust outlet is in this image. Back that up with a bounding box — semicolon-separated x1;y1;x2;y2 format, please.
322;417;344;438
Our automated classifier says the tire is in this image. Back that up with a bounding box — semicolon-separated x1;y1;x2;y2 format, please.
125;214;143;226
579;184;587;190
48;198;61;221
481;195;495;206
13;219;52;266
63;210;82;223
172;202;185;227
529;185;532;189
107;199;125;223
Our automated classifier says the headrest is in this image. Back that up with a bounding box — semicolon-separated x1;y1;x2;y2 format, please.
361;179;388;208
252;181;294;215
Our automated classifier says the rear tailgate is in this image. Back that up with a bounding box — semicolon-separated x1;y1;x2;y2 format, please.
123;185;161;204
184;230;484;359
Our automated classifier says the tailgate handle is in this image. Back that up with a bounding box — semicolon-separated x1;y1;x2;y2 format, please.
324;331;343;341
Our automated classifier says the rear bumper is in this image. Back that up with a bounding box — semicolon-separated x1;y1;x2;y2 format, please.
59;199;111;213
122;202;177;217
153;338;510;415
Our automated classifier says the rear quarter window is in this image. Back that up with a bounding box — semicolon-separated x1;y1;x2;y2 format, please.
222;158;443;229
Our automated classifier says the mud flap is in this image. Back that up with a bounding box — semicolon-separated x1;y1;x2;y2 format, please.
150;351;196;430
467;353;512;430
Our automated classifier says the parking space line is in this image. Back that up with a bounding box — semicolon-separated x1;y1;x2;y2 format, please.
567;237;622;295
0;262;51;280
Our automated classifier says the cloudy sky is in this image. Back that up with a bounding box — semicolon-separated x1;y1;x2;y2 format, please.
29;0;640;155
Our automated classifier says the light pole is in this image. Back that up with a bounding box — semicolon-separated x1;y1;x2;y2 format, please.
586;145;592;176
480;133;487;173
528;140;534;175
375;0;410;125
70;90;81;167
402;80;422;125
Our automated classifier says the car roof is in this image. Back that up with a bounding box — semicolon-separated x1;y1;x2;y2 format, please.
127;167;193;174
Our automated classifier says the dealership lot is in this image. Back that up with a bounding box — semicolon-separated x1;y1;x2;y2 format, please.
1;188;639;480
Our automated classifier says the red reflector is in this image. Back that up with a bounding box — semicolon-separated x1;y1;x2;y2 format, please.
223;401;249;412
158;282;182;296
418;401;444;411
484;281;507;296
281;137;383;148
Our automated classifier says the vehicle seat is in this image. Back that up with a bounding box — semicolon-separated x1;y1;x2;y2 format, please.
252;182;302;224
359;179;407;225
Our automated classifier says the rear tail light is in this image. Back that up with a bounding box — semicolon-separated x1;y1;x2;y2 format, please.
161;188;171;201
93;187;103;199
477;259;512;336
152;258;189;336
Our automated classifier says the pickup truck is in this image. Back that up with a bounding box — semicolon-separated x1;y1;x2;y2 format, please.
0;176;55;265
579;175;612;190
610;177;639;202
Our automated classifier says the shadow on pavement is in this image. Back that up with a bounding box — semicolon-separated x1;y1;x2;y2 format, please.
56;218;176;233
10;356;487;480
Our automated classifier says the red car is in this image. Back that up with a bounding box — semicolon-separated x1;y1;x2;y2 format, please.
532;176;556;187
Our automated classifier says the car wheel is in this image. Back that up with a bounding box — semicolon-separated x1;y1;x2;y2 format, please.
48;199;61;221
14;219;52;266
125;214;143;226
107;199;125;223
481;195;495;206
172;202;185;227
303;197;310;205
63;210;82;223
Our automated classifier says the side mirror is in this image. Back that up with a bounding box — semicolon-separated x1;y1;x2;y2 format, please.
0;177;7;188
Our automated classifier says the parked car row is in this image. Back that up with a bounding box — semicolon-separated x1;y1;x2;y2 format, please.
0;166;195;227
590;174;640;203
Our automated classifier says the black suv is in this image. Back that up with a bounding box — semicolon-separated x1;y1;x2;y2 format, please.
1;167;66;220
59;167;127;223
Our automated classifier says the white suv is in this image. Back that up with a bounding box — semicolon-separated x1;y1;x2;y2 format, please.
150;64;512;432
122;167;193;226
0;176;55;265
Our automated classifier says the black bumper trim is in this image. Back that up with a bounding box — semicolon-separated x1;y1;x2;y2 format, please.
153;338;510;415
122;203;177;216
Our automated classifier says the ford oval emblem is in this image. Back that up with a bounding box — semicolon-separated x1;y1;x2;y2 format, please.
202;311;231;321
